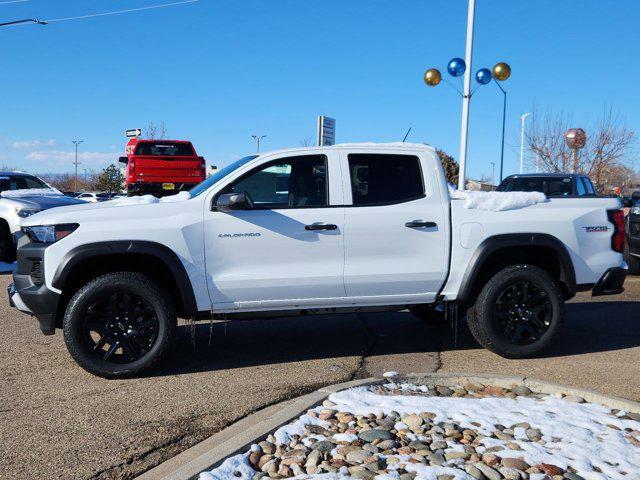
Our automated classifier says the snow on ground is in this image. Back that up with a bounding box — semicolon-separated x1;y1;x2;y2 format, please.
201;382;640;480
107;191;190;206
1;188;63;198
449;189;546;212
328;384;639;479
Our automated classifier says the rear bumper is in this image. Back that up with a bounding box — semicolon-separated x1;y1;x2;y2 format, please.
592;267;627;297
127;182;199;196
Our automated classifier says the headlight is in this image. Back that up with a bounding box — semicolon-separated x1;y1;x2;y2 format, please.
22;224;79;243
16;208;42;218
631;206;640;216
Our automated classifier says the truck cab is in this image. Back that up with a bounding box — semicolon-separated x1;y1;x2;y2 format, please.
120;138;206;196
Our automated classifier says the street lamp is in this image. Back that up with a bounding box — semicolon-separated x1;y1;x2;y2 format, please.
520;113;531;174
0;18;47;27
425;59;511;188
72;140;83;192
490;161;496;186
251;135;266;153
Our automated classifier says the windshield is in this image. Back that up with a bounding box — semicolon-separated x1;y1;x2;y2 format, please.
189;155;258;198
134;142;195;156
497;176;573;196
0;174;49;193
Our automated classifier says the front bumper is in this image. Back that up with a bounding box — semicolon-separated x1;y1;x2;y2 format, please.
9;234;60;335
592;267;627;297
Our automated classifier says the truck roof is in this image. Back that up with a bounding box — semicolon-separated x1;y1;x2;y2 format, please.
503;173;586;179
253;142;436;158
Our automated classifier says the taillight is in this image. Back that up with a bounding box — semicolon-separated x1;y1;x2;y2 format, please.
128;159;135;176
200;160;206;178
608;209;625;253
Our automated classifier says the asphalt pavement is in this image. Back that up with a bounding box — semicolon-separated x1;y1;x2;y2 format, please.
0;275;638;479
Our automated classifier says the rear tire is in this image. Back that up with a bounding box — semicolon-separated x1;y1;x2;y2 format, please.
63;272;176;378
624;242;640;275
0;221;16;263
467;264;563;359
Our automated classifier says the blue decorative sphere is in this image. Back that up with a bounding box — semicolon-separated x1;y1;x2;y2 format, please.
447;58;466;77
475;68;493;85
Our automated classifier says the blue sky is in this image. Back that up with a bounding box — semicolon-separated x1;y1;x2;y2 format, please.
0;0;638;180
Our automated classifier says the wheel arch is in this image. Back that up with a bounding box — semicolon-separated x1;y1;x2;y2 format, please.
456;233;577;306
52;241;198;319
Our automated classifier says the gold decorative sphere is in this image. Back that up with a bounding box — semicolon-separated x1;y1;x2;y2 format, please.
492;62;511;81
424;68;442;87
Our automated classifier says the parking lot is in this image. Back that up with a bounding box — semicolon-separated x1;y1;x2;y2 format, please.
0;274;638;479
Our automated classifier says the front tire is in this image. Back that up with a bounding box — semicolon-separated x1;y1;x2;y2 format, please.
467;264;563;358
624;242;640;275
63;272;176;378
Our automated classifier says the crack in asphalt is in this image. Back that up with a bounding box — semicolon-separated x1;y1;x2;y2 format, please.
351;313;378;380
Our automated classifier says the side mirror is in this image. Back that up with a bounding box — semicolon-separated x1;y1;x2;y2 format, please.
118;156;129;164
216;192;248;211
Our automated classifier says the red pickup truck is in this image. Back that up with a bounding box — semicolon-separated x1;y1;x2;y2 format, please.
119;138;206;196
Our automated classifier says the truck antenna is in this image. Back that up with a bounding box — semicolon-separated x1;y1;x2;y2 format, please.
402;127;412;142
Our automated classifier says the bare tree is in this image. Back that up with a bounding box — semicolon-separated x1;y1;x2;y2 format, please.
525;107;636;189
299;137;314;147
146;121;167;140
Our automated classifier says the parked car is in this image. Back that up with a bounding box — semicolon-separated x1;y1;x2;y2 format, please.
0;172;86;262
497;173;597;197
119;138;206;196
77;192;118;202
9;144;626;377
626;201;640;274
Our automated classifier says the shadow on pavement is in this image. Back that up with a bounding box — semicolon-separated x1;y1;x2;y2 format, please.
440;301;640;358
152;311;442;376
152;301;639;376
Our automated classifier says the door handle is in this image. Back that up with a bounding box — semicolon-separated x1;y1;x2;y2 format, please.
305;223;338;231
405;221;437;228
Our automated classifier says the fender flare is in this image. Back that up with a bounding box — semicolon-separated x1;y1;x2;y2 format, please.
456;233;577;303
52;240;198;316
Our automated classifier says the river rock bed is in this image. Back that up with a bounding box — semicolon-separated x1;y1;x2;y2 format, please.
200;381;640;480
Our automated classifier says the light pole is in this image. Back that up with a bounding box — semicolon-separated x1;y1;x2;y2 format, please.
425;59;511;189
0;18;47;28
72;140;83;192
520;113;531;174
251;135;266;153
490;161;496;186
458;0;476;191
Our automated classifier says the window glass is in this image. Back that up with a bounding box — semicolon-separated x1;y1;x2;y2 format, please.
582;177;596;195
497;177;572;196
190;155;257;198
227;155;327;208
135;142;194;156
347;154;423;206
0;175;48;192
576;177;586;195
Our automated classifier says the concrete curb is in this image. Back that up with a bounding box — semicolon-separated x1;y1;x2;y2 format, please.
136;373;640;480
136;378;382;480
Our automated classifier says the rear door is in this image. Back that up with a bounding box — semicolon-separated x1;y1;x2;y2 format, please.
340;150;449;302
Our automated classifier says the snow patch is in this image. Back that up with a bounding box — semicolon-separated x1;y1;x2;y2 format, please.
450;189;546;211
1;188;63;198
383;371;399;379
327;386;639;479
107;191;190;206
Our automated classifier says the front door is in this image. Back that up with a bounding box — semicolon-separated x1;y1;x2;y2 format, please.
341;152;449;303
204;152;345;310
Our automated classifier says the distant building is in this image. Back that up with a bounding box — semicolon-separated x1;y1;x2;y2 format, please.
465;179;496;191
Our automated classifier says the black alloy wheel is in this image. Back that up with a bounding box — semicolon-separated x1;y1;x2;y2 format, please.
493;280;552;345
82;291;159;364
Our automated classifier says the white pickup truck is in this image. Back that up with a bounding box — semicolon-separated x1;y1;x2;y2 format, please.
8;143;627;378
